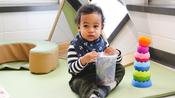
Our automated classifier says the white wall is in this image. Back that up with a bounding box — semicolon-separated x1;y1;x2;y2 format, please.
0;0;57;5
110;20;137;66
0;10;57;40
123;0;148;4
149;0;175;5
128;11;175;54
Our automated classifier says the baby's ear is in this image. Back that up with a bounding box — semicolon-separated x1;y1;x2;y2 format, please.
77;26;80;32
77;25;80;29
101;24;104;29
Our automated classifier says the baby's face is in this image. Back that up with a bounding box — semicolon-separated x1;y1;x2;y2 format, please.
78;12;103;42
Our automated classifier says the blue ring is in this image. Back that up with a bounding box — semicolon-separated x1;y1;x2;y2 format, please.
132;80;152;88
134;61;150;71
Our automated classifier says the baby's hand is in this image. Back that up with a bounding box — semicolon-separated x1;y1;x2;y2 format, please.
104;47;118;55
80;51;98;65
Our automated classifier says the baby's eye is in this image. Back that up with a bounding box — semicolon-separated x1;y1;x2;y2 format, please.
83;25;89;28
94;25;99;28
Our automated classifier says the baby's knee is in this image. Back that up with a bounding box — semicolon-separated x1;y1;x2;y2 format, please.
115;64;125;84
116;64;125;75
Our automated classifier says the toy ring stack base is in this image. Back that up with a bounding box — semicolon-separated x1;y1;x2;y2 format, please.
132;80;152;88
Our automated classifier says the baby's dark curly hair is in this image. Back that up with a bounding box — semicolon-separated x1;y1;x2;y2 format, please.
75;4;105;25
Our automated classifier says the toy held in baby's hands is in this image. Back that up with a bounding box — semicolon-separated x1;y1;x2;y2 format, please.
96;52;118;86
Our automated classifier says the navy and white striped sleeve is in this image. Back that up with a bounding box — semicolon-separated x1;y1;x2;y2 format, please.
116;49;122;64
67;45;86;75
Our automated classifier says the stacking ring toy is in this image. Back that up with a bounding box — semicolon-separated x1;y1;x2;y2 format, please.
137;45;149;54
133;70;151;81
134;61;150;71
139;36;151;47
135;57;149;62
135;52;150;59
132;80;152;88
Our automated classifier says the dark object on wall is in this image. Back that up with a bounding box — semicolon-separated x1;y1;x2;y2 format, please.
0;3;58;12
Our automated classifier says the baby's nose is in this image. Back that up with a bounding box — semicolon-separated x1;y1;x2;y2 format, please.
88;27;95;33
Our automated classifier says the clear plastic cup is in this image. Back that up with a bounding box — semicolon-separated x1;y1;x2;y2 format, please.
96;52;117;86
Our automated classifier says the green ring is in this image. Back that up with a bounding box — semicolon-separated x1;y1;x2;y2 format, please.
133;70;151;82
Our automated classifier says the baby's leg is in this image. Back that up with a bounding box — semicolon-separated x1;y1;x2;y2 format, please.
101;64;125;97
115;63;125;87
69;74;98;98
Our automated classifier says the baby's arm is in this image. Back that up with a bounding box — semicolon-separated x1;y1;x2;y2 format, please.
67;45;85;75
104;47;122;64
67;45;98;75
80;51;98;65
104;47;118;55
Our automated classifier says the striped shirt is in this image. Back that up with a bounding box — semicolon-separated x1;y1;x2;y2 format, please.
67;45;122;75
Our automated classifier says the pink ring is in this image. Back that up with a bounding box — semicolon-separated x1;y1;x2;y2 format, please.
137;45;149;54
135;57;149;62
135;52;150;59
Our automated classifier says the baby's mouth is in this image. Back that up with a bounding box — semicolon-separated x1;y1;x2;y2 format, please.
88;35;95;38
88;35;94;38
